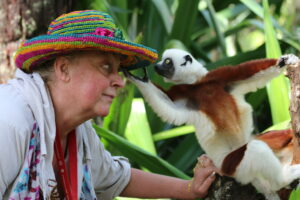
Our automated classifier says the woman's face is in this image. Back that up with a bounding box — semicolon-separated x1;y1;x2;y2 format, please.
67;51;125;117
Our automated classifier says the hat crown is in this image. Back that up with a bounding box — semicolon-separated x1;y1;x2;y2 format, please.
47;10;124;40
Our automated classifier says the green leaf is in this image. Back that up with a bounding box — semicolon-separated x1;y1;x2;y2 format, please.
203;0;227;56
263;1;281;58
240;0;263;18
150;0;173;33
240;0;295;40
167;134;204;172
93;124;190;179
290;188;300;200
125;98;157;155
153;125;195;141
170;0;200;45
263;0;290;124
109;0;128;29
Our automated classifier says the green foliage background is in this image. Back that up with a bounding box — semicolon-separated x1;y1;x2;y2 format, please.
79;0;300;199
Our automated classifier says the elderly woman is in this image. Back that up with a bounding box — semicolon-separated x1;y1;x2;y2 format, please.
0;10;217;199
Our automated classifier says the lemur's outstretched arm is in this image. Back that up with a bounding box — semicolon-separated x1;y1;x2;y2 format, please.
123;71;191;125
229;54;299;95
201;59;277;83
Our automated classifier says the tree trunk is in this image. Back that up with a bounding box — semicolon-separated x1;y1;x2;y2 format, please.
205;175;266;200
286;61;300;164
0;0;76;83
205;175;299;200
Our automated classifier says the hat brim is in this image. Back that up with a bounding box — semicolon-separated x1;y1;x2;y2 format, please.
15;34;158;72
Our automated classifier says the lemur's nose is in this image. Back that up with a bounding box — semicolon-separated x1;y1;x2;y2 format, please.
154;63;174;79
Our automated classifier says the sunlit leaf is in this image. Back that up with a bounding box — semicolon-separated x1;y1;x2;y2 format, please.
263;0;290;124
150;0;173;33
153;125;195;141
125;98;157;155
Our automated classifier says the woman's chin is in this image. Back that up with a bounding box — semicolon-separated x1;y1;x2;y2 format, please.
96;107;110;117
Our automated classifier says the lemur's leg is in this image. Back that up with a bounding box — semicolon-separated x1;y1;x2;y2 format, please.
231;140;300;194
232;54;299;95
125;73;191;125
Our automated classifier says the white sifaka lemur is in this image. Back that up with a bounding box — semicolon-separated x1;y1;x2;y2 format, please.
124;48;300;200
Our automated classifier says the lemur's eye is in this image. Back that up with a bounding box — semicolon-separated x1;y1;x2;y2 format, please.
164;58;173;66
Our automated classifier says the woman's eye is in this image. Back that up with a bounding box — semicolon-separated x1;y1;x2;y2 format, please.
100;64;113;73
102;64;110;70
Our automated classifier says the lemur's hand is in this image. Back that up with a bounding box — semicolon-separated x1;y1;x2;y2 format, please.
277;54;300;68
122;68;149;83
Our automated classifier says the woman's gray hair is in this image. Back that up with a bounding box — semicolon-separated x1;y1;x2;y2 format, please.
32;59;55;82
32;54;78;82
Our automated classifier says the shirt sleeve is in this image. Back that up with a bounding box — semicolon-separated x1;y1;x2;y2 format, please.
86;123;131;200
0;121;29;197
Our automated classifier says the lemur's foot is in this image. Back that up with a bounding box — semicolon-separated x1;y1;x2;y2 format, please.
122;68;149;83
277;54;300;68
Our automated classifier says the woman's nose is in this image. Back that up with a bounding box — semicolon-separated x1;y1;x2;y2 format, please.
110;73;125;88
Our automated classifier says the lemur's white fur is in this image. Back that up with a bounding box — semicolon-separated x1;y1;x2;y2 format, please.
127;49;300;199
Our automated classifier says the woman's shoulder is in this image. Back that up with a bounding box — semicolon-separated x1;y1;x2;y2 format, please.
0;83;34;134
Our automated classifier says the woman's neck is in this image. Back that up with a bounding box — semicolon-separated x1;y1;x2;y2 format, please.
47;82;81;141
47;77;93;143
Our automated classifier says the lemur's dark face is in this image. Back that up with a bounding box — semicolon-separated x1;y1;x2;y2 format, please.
154;57;175;79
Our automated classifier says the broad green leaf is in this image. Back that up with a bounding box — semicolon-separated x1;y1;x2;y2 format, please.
94;124;190;179
170;0;200;45
125;98;157;155
240;0;295;39
150;0;173;33
167;134;204;172
110;0;128;29
91;0;109;13
240;0;263;18
290;187;300;200
263;0;290;124
153;125;195;141
203;0;227;56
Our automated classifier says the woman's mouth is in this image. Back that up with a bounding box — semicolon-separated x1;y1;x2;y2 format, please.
103;94;115;102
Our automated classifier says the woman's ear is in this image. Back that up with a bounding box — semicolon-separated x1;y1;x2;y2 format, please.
53;56;71;82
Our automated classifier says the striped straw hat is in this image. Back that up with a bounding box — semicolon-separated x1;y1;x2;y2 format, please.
15;10;158;72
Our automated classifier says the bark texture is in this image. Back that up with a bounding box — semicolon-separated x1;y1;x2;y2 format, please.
0;0;75;83
286;61;300;164
204;175;266;200
205;175;297;200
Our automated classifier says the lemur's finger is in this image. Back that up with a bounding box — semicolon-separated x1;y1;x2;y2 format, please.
141;67;149;82
121;67;149;83
120;68;131;78
277;54;300;68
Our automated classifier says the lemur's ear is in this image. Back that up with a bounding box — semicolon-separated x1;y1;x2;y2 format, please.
181;55;193;66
